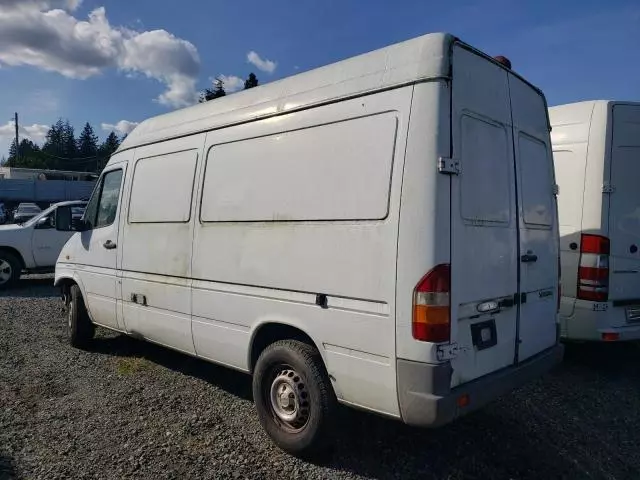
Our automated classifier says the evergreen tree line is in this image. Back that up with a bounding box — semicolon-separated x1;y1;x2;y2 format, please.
2;71;261;171
200;72;259;103
2;120;124;173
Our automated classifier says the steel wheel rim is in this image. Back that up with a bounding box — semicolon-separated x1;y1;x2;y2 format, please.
267;365;310;432
0;259;12;284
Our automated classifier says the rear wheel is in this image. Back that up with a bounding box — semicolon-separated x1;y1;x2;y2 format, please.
252;339;335;458
0;251;21;289
67;284;95;348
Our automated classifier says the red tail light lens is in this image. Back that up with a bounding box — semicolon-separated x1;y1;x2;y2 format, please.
580;234;610;255
412;264;451;343
577;234;609;302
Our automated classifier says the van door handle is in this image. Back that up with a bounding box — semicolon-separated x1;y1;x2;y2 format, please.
103;240;117;250
521;253;538;263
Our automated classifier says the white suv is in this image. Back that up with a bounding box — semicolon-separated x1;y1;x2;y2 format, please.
0;200;86;288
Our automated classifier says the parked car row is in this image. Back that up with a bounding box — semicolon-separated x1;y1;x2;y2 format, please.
0;201;86;226
0;32;637;458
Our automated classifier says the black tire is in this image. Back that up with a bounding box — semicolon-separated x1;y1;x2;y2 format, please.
252;339;336;458
0;251;21;289
68;284;95;348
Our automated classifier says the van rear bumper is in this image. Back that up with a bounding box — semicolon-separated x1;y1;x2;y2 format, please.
561;299;640;341
397;344;564;428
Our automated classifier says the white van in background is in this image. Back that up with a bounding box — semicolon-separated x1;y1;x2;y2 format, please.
550;101;640;341
54;32;562;456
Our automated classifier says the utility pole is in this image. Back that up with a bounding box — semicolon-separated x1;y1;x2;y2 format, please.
14;112;19;163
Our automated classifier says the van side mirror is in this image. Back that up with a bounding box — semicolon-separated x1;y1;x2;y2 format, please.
56;207;90;232
72;217;89;231
55;206;73;231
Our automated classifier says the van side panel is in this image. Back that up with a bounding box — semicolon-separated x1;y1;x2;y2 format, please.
190;88;413;416
395;81;451;364
582;102;611;237
119;135;206;354
550;103;592;317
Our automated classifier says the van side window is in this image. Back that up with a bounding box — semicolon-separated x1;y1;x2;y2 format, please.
128;150;198;223
85;169;123;229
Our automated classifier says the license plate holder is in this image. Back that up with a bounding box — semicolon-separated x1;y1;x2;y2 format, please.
470;319;497;350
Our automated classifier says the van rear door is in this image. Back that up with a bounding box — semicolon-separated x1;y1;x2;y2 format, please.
449;46;519;386
607;104;640;311
509;76;559;361
449;45;558;387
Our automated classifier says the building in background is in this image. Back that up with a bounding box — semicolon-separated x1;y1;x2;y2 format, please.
0;167;97;182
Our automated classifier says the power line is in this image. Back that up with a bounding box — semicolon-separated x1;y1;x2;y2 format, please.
38;150;104;162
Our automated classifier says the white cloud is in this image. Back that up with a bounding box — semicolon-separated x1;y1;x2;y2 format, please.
0;121;49;145
247;51;277;74
217;74;244;92
101;120;139;135
120;29;200;107
0;4;201;108
0;0;82;11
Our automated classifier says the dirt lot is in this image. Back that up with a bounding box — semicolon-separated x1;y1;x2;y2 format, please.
1;276;639;479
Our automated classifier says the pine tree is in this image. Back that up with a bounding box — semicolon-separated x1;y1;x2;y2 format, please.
199;78;226;102
42;119;65;169
61;120;77;162
97;132;121;172
244;73;259;90
77;123;99;171
7;138;18;166
15;140;46;169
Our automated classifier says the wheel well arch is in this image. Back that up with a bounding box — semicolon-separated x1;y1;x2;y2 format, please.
249;322;322;373
0;247;26;269
54;276;79;299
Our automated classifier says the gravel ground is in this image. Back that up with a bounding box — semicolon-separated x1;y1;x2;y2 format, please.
1;276;640;479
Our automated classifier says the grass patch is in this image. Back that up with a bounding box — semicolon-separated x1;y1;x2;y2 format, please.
115;357;151;376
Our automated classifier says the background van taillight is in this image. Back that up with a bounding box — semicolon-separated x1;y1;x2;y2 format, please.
413;264;450;343
577;234;609;302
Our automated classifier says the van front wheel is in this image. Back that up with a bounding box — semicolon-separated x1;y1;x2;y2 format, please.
252;340;335;458
67;284;95;348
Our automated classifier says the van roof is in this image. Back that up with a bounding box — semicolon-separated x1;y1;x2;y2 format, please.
549;100;640;145
549;100;640;126
118;32;457;153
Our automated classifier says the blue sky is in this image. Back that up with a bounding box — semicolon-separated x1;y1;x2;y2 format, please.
0;0;639;158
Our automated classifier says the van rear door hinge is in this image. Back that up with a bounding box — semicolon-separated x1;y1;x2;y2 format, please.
438;157;460;175
602;183;616;194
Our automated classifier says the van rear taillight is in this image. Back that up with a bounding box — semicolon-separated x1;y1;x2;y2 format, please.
412;264;450;343
577;234;609;302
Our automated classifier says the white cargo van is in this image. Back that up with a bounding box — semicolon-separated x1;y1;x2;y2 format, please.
550;100;640;341
54;33;562;456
